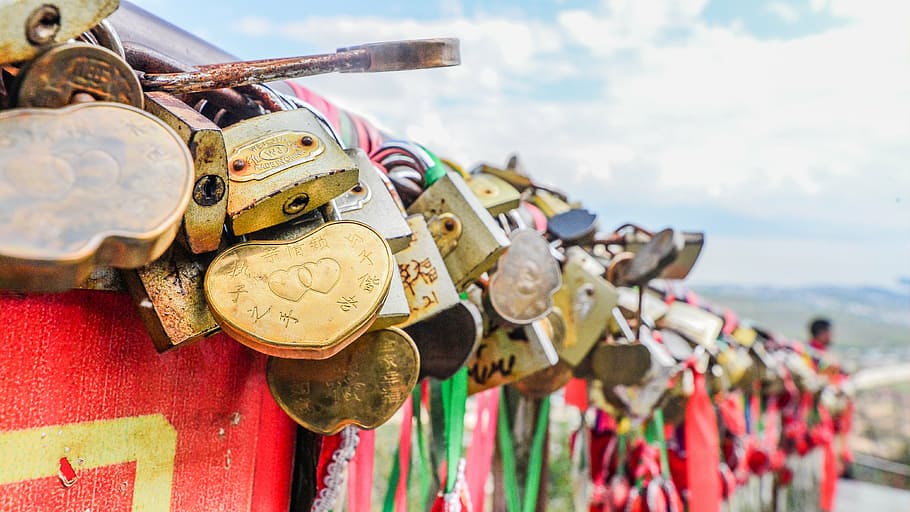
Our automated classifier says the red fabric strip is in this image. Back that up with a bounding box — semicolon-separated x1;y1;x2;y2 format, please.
395;396;414;512
685;371;721;512
348;429;375;512
465;389;500;512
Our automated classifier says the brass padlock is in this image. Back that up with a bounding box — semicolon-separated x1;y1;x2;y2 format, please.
467;172;521;216
395;215;461;327
407;171;510;290
0;102;193;291
531;189;570;217
222;107;358;235
145;92;228;254
370;271;410;331
267;327;419;435
657;302;723;351
122;243;219;352
15;43;143;108
553;258;618;366
466;311;562;395
205;220;395;359
336;149;412;253
0;1;119;65
488;228;561;325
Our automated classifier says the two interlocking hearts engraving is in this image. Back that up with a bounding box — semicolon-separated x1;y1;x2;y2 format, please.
268;258;341;301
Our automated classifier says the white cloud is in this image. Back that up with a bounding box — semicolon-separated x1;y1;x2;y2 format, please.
767;2;800;23
219;1;908;285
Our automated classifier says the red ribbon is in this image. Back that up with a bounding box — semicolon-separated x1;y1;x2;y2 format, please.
348;429;375;511
465;389;499;512
685;371;721;512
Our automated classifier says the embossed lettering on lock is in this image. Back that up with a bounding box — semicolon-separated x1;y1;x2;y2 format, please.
0;102;193;291
145;92;228;254
223;108;358;235
488;229;561;325
407;172;510;290
466;312;563;395
205;220;394;359
657;302;722;351
336;149;412;253
467;172;520;216
16;43;143;108
0;1;119;65
553;259;618;367
122;244;220;353
267;327;419;435
396;215;460;327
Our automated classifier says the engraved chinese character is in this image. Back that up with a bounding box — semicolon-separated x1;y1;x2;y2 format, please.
358;273;381;293
247;305;271;323
346;233;364;247
337;296;358;312
309;236;329;250
279;310;299;328
399;258;438;295
227;257;249;278
359;250;374;266
420;291;439;310
261;248;281;263
229;284;248;303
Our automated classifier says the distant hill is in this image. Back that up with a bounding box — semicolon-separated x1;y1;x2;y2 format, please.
693;285;910;366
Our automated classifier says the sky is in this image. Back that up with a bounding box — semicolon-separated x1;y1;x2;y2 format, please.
129;0;909;289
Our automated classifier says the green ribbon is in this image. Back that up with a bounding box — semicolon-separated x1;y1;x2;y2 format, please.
382;445;402;512
418;144;447;186
442;367;469;492
647;409;672;481
497;388;551;512
413;386;432;508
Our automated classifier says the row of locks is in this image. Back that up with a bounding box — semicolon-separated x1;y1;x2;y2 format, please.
0;2;852;511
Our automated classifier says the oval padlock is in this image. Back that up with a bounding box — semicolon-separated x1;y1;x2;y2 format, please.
0;102;194;291
267;327;419;435
15;43;143;108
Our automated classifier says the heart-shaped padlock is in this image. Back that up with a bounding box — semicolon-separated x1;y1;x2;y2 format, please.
205;220;394;359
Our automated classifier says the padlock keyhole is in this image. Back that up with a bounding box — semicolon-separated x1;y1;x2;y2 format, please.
193;175;226;206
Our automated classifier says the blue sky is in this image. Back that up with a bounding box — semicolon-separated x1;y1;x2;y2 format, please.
131;0;909;288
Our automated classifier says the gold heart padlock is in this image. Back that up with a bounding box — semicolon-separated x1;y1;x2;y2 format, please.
267;327;419;435
205;220;394;358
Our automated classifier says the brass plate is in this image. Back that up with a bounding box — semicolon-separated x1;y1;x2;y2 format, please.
267;327;419;435
0;102;193;291
16;43;143;108
223;109;358;235
467;173;520;216
205;220;394;359
0;1;119;64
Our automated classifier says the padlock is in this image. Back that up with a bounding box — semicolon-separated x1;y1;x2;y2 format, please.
145;91;228;254
614;228;682;287
222;107;358;235
407;171;510;290
466;311;562;395
267;327;419;435
0;0;119;65
531;189;571;217
205;220;395;359
553;257;618;367
488;228;561;325
657;302;723;351
467;172;521;215
0;102;193;291
335;149;412;253
404;300;483;380
395;215;461;327
625;231;705;280
15;42;143;108
248;205;408;332
615;287;669;325
122;243;220;352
